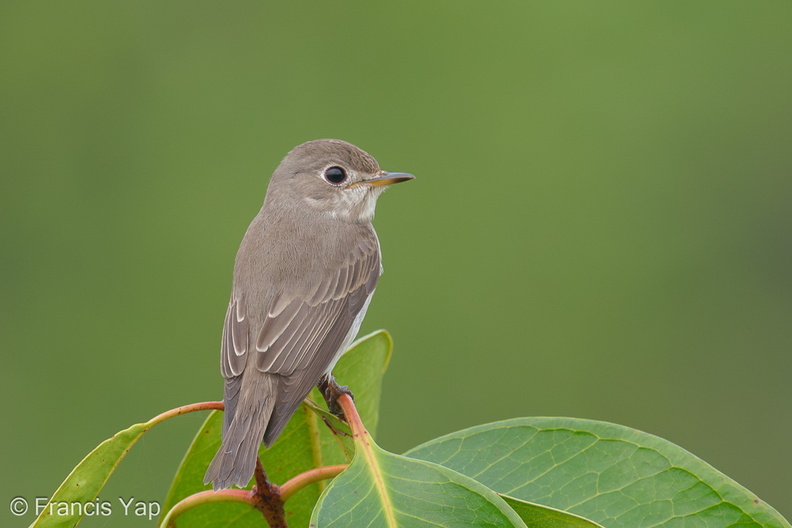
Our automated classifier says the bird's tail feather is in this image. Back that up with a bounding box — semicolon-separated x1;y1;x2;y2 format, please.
204;374;276;490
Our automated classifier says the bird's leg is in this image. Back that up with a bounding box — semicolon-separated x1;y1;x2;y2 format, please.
317;374;354;419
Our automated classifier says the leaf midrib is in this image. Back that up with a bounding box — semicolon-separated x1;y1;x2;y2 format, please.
358;431;397;527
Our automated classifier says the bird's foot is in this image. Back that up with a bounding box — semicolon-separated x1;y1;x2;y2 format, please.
318;374;354;419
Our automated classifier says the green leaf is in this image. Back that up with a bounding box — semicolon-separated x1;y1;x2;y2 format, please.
30;402;221;528
500;495;604;528
405;417;791;528
311;417;528;527
30;422;151;528
159;330;393;528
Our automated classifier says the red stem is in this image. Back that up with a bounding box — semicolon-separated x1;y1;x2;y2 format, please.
161;489;252;527
150;401;224;426
337;393;367;440
280;464;348;501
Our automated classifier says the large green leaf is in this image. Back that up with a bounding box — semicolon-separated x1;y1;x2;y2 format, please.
311;406;528;527
405;417;791;528
159;330;392;528
29;402;222;528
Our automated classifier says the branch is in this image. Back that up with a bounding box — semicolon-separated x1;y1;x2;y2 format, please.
159;398;363;526
149;401;224;427
252;458;287;528
280;464;348;502
160;461;347;526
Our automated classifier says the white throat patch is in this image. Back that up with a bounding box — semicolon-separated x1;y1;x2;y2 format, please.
304;184;384;222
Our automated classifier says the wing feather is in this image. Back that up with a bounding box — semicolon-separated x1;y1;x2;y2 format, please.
256;297;303;353
220;295;248;378
255;243;379;376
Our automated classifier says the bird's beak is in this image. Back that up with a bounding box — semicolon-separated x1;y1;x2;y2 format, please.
362;171;415;187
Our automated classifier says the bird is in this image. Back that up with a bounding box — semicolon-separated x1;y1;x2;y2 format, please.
204;139;413;490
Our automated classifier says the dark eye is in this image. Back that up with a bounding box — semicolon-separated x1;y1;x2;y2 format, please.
323;166;347;184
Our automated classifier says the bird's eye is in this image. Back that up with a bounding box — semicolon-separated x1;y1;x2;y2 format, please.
323;166;347;185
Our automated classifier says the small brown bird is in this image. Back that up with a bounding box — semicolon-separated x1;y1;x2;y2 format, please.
204;139;413;490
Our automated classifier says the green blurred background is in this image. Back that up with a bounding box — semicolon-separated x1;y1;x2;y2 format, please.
2;2;790;526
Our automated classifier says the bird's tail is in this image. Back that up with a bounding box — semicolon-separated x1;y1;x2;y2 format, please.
204;374;276;490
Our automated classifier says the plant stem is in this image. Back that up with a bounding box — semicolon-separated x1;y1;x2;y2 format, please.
160;462;348;528
160;489;252;527
337;394;398;526
252;458;288;528
149;401;224;427
159;400;356;526
280;464;348;501
337;393;367;440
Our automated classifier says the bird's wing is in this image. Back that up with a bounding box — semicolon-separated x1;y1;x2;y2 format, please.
255;234;380;376
218;232;381;444
260;234;380;444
